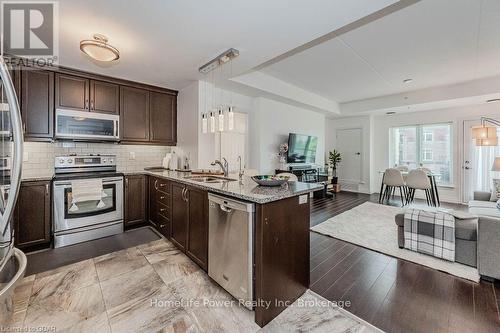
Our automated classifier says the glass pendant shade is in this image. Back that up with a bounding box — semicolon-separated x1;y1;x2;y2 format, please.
218;110;224;132
228;106;234;131
210;112;216;133
201;114;208;134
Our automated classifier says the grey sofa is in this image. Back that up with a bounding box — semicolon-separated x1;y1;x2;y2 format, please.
469;191;500;280
395;210;478;268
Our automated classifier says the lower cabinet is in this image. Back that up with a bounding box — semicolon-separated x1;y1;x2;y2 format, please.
149;176;171;238
124;175;147;227
170;182;208;270
14;180;51;249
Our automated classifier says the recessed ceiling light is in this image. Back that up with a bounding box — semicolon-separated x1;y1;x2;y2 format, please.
486;98;500;103
386;111;396;115
403;79;413;84
80;34;120;62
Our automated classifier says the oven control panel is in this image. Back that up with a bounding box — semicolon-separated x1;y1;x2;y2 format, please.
55;154;116;169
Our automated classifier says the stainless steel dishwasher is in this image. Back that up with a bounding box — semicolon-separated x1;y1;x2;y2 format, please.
208;193;254;308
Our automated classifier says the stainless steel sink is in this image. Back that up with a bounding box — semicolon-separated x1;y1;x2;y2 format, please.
185;176;237;183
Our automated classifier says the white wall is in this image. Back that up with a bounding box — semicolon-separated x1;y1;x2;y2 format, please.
177;81;200;168
251;97;326;174
325;115;373;193
372;103;500;203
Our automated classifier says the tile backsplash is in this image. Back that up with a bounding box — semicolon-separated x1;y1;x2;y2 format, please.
22;142;171;179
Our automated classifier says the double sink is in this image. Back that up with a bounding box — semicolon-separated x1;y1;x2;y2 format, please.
184;175;237;184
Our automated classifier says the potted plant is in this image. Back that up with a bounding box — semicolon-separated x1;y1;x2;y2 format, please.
329;150;342;184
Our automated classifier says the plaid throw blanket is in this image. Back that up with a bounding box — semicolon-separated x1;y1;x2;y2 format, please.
404;209;455;262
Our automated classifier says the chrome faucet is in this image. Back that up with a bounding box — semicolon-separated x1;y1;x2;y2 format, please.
237;155;244;181
211;157;229;177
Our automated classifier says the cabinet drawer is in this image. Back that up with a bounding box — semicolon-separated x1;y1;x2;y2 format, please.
156;190;170;207
157;214;170;237
157;202;170;220
155;179;170;194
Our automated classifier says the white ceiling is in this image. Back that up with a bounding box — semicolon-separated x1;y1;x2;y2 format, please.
260;0;500;104
57;0;397;90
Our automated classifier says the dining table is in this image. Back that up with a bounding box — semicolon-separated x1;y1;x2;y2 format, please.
378;170;441;206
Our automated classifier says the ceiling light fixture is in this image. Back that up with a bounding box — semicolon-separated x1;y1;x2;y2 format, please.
80;34;120;62
403;78;413;84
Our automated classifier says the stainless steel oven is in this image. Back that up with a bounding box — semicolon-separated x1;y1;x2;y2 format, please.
55;109;119;141
52;154;123;248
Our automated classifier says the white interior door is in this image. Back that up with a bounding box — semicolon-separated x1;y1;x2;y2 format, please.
336;128;362;184
463;119;500;202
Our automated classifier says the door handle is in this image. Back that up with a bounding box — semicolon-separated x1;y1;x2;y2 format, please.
220;204;232;213
45;184;49;195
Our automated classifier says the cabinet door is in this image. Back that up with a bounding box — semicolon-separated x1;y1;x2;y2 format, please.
148;177;158;227
14;181;51;249
186;186;208;270
120;86;150;142
149;91;176;144
171;182;188;250
55;73;90;111
21;69;54;140
90;80;119;114
124;175;147;227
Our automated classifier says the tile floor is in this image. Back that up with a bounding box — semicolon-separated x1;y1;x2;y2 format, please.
3;238;380;333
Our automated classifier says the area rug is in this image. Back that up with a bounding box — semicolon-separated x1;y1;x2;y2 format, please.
311;202;480;282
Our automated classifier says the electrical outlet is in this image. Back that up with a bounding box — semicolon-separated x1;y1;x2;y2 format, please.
23;151;29;162
129;152;136;160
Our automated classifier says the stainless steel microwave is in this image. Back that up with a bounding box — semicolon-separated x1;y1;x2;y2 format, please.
55;109;119;141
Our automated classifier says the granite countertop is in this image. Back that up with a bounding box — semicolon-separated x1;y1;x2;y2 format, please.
143;170;323;204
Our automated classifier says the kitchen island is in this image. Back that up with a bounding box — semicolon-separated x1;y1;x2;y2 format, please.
143;170;322;327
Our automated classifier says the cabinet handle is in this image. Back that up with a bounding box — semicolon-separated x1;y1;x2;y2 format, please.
159;224;165;228
23;122;26;133
154;179;158;190
160;196;165;200
125;178;129;187
181;187;186;201
160;208;166;213
184;188;189;202
159;183;166;187
85;99;89;109
90;100;94;110
45;184;49;195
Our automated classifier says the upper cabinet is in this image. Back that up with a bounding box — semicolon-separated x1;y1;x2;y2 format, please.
150;91;176;145
120;86;150;142
55;74;119;114
90;80;120;114
55;73;89;111
21;69;54;140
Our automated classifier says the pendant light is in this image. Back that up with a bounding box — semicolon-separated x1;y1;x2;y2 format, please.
473;117;500;146
228;106;234;131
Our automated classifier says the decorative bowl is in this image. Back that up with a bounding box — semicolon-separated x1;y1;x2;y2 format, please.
251;175;289;187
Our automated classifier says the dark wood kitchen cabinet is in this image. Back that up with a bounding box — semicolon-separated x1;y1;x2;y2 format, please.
148;176;170;237
170;181;208;270
171;182;188;251
55;73;119;114
124;174;147;227
55;73;89;111
90;80;119;114
21;69;54;141
120;86;150;142
14;180;51;249
150;91;176;145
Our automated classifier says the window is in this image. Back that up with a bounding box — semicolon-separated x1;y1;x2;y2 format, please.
390;123;453;185
422;148;433;161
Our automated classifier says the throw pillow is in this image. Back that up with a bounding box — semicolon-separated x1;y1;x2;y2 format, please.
490;179;500;201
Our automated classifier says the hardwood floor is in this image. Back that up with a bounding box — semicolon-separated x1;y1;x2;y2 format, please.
310;192;500;333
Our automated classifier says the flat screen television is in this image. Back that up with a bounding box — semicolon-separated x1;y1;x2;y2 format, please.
287;133;318;164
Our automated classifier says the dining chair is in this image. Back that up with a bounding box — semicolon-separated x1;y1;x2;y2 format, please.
380;168;406;206
405;169;433;206
396;165;409;172
277;172;298;182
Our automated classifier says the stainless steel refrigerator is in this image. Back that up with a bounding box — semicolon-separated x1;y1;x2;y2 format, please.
0;57;26;323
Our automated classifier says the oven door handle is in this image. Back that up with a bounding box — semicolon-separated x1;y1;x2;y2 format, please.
54;178;124;187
